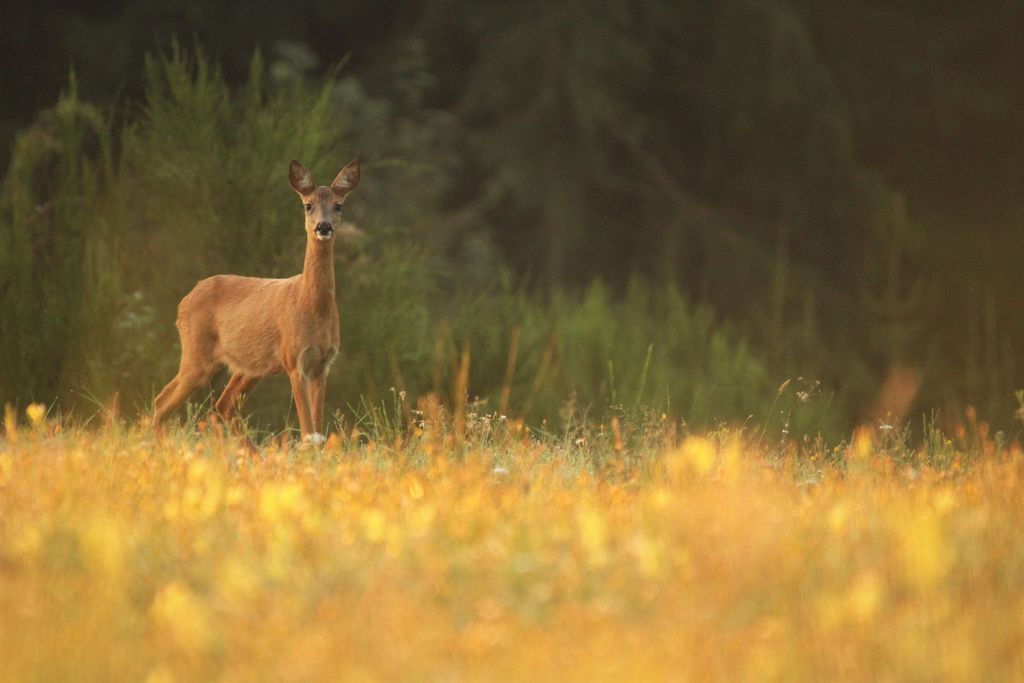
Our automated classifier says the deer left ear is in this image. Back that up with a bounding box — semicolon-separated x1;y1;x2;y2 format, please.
331;159;360;198
289;160;315;195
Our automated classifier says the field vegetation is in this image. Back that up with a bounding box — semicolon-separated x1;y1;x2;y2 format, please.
2;405;1023;681
4;21;1024;681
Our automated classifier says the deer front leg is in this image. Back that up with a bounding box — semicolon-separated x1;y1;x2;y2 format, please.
296;346;335;448
307;374;327;440
288;369;313;442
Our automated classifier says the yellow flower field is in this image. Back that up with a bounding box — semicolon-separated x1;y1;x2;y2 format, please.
1;416;1023;682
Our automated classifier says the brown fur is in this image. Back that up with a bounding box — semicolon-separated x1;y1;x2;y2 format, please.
153;159;360;449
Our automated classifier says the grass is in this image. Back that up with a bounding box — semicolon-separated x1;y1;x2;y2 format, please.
1;405;1024;682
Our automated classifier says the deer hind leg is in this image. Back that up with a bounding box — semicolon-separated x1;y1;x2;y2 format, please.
153;365;216;431
154;327;220;431
215;374;260;452
214;373;257;420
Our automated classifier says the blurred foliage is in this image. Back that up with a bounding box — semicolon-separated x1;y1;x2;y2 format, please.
0;47;773;435
2;414;1024;680
2;0;1024;431
0;75;119;408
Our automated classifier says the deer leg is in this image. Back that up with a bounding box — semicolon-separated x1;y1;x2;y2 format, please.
153;377;180;430
215;374;260;451
307;374;328;439
288;370;313;441
211;373;242;430
215;374;245;418
154;367;213;430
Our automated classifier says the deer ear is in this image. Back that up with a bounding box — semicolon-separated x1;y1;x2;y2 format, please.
331;159;360;197
289;160;315;195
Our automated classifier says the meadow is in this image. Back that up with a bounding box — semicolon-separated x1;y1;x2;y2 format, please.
2;404;1023;682
3;40;1024;683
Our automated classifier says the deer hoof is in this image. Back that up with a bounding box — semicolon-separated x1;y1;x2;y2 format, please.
300;432;326;449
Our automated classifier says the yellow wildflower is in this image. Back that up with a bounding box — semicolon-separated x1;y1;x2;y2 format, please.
25;403;46;427
151;581;216;654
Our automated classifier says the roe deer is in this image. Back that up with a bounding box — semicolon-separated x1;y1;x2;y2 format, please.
153;159;360;449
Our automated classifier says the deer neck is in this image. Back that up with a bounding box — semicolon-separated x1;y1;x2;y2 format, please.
299;237;336;315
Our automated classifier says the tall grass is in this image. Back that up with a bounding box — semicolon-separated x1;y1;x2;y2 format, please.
436;278;772;425
1;413;1022;681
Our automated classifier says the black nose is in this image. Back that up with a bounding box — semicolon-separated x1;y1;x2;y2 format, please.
315;222;333;234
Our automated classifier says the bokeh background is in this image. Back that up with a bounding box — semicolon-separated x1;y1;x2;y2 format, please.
2;0;1023;438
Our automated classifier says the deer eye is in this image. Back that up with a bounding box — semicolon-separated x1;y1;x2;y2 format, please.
304;203;312;212
334;204;342;212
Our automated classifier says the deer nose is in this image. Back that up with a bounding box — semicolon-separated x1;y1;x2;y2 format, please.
314;221;335;239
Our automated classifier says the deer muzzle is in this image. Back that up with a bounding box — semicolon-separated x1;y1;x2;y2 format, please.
314;222;335;240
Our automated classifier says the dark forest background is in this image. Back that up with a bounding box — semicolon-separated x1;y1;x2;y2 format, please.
2;0;1023;438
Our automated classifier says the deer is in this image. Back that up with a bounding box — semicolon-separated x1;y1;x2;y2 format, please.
152;158;360;450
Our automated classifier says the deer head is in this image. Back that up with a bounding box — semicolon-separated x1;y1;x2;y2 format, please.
289;159;361;241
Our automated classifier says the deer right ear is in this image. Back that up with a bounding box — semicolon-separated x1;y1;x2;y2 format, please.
331;159;360;197
289;160;315;195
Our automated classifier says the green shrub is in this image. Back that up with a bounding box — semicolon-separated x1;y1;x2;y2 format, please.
0;75;118;406
443;278;773;427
